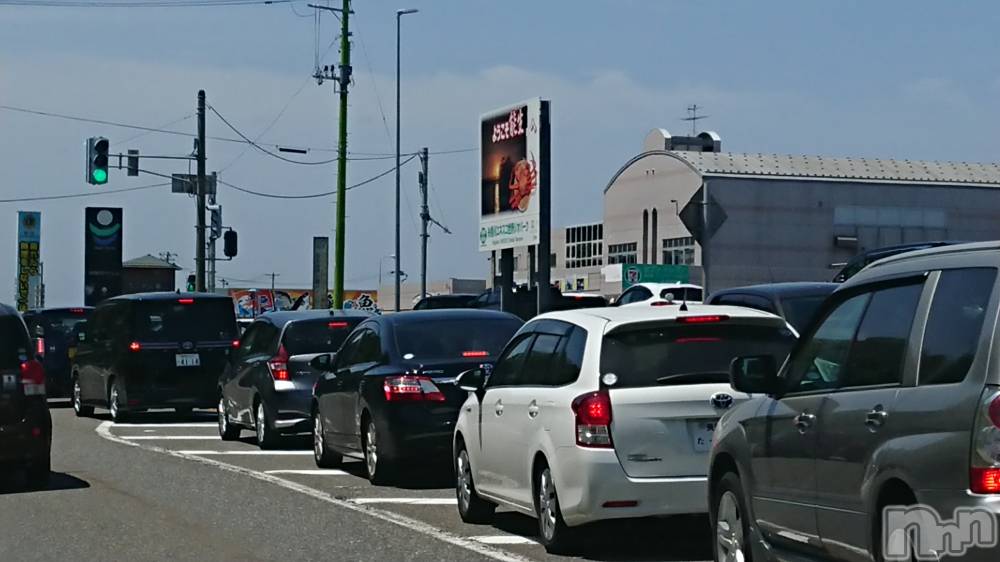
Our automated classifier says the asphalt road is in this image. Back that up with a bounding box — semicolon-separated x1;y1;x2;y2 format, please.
0;402;713;562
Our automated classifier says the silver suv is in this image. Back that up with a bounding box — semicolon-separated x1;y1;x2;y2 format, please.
710;242;1000;562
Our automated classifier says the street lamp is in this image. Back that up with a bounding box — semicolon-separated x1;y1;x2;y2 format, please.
395;7;419;313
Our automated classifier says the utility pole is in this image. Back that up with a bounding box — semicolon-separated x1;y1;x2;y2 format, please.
195;90;207;292
418;147;429;300
207;173;218;292
310;0;352;309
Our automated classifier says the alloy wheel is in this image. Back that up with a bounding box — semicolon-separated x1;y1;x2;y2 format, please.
256;403;267;444
457;449;472;513
73;380;82;414
538;468;558;541
313;416;324;460
218;398;228;434
109;385;120;422
716;491;746;562
365;420;378;477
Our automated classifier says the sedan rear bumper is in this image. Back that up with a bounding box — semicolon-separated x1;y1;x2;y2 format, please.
553;445;708;527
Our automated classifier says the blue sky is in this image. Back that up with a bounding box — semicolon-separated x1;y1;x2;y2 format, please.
1;0;998;305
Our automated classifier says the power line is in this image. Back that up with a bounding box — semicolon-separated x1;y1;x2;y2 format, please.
209;104;342;165
0;182;169;203
218;154;417;199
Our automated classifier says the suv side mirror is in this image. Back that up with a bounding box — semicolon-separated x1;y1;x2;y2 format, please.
310;353;335;371
456;368;486;392
730;355;780;394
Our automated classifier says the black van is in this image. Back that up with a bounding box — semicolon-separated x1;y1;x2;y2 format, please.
71;293;238;422
22;307;93;398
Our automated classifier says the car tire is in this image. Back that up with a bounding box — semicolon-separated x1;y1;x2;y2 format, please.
535;462;575;554
712;472;753;562
363;416;395;485
313;414;342;469
875;490;918;562
108;380;129;424
25;457;51;490
255;401;280;450
72;377;93;418
218;397;241;441
455;441;495;524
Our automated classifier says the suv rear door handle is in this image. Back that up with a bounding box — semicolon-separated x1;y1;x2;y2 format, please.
494;399;504;416
865;406;888;430
794;412;816;433
527;401;539;419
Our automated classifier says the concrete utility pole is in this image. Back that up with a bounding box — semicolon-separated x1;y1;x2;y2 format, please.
310;0;352;309
395;8;418;312
418;147;429;300
195;90;207;293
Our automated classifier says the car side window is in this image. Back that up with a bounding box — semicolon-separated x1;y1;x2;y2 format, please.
88;306;109;343
252;323;280;356
488;334;534;388
354;328;382;365
841;282;924;388
742;295;777;314
712;294;745;308
920;268;997;385
337;329;367;369
519;334;562;386
784;293;870;393
619;287;649;305
547;326;587;386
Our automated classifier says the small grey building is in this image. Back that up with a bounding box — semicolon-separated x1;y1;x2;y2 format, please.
602;129;1000;292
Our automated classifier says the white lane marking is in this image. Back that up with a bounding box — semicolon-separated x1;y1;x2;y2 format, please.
470;536;537;545
178;450;313;456
352;498;457;505
121;436;220;440
264;469;349;476
96;422;531;562
111;423;216;428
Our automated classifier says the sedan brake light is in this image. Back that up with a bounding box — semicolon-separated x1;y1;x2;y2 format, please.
676;315;728;324
383;375;446;402
462;350;489;358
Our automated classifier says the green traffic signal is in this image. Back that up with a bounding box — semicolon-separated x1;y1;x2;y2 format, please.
91;168;108;184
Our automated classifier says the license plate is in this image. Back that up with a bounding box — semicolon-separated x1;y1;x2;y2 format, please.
175;353;200;367
691;420;717;452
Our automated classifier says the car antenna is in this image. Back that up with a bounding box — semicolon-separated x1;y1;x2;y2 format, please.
680;297;689;312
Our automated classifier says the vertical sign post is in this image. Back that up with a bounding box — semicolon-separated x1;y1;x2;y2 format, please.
16;211;41;312
84;207;124;306
312;237;330;310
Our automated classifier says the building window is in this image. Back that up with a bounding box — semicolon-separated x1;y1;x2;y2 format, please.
550;253;557;268
609;242;638;265
564;222;604;270
662;236;695;265
651;208;658;265
642;211;649;264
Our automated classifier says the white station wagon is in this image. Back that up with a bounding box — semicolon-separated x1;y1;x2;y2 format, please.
452;304;796;552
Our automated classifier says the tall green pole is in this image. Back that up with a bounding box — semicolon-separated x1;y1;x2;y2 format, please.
332;0;351;309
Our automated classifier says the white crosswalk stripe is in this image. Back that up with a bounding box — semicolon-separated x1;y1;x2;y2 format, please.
468;536;536;545
352;498;457;505
121;436;219;440
111;423;217;428
265;469;349;476
177;450;313;456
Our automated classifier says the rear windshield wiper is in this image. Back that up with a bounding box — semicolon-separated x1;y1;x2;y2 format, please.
656;372;729;386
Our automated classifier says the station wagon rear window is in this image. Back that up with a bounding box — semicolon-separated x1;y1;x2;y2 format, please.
134;300;236;342
601;323;795;388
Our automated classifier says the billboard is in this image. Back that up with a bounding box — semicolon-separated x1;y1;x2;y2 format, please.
16;211;41;311
479;98;548;252
230;288;380;319
84;207;123;306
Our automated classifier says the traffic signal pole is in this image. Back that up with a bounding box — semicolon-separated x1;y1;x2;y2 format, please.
195;90;208;293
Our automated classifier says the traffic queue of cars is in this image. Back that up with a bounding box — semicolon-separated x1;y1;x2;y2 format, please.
9;241;1000;560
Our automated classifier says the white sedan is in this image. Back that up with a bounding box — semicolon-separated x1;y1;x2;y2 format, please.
452;304;796;553
614;282;704;307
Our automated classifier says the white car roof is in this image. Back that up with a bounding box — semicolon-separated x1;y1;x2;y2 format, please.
630;282;703;292
534;304;787;335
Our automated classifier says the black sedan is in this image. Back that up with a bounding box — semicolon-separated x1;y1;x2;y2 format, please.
707;282;837;334
218;309;371;449
311;309;523;484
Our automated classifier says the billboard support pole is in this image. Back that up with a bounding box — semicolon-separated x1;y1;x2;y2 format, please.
500;248;514;314
536;100;552;314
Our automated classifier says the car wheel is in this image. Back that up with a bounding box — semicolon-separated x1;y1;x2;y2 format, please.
255;401;280;450
363;417;395;485
24;457;51;490
218;397;241;441
713;472;753;562
875;491;919;562
313;414;342;468
455;442;495;524
72;377;93;417
108;380;129;424
535;463;575;554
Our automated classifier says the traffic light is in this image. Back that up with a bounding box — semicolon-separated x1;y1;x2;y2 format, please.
223;230;238;258
186;274;195;292
86;136;110;185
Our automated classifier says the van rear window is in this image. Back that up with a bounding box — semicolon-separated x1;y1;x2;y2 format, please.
134;300;236;342
0;317;30;368
601;323;795;388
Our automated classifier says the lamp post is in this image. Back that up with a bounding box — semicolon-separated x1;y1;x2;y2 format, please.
395;8;419;313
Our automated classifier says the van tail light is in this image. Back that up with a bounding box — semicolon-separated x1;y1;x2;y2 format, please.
231;339;241;349
36;337;46;356
383;375;446;402
267;345;290;381
128;341;142;352
971;387;1000;494
20;360;46;397
572;390;613;448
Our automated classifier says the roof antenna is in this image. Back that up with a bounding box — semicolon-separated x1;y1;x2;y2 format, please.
680;294;689;312
681;104;708;136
